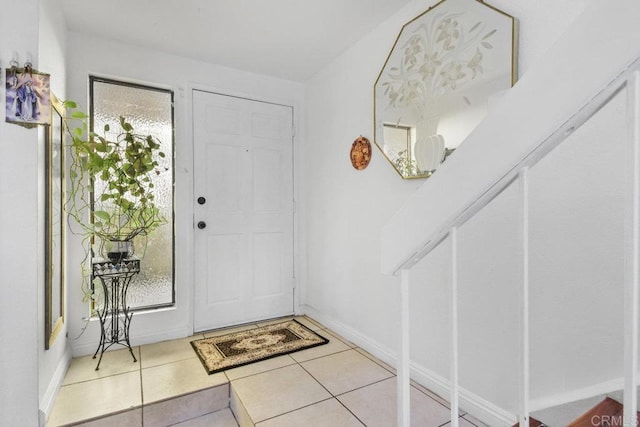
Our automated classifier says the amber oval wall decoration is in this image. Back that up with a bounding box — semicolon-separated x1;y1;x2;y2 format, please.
350;135;372;170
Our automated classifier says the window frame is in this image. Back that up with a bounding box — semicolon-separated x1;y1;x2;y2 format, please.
89;75;176;311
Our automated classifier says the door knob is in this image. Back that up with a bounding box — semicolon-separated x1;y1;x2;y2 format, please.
197;196;206;205
197;221;207;229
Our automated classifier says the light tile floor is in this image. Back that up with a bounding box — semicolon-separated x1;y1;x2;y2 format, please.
47;316;487;427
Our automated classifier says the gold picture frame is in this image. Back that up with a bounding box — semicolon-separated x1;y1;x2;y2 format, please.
45;93;65;349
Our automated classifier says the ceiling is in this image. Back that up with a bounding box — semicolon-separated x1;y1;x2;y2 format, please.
60;0;414;82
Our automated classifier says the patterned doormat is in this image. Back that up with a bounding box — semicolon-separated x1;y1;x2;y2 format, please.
191;319;329;374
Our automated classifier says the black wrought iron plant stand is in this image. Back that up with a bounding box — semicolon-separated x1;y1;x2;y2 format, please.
92;259;140;370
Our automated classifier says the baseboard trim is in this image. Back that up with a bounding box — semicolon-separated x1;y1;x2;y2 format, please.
71;324;194;356
40;344;73;423
300;304;517;426
301;305;398;367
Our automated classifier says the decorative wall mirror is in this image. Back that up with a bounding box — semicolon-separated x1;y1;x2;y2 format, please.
374;0;517;179
45;93;65;349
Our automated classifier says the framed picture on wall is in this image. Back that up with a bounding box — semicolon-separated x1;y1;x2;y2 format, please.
45;93;65;350
5;67;51;128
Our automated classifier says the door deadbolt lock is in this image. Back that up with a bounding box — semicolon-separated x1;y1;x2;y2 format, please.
197;196;206;205
197;221;207;229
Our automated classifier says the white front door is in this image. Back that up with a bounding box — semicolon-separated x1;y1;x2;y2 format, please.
193;90;295;331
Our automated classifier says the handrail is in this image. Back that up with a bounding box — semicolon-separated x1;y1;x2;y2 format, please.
381;0;640;276
385;1;640;426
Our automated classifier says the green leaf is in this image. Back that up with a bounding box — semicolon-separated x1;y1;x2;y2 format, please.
120;116;133;132
104;123;110;132
63;100;77;109
71;111;88;119
94;210;111;221
95;142;108;153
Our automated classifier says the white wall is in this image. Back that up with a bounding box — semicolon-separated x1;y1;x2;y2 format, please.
12;0;623;423
527;88;626;407
38;0;73;420
64;33;306;356
0;1;41;425
302;0;605;421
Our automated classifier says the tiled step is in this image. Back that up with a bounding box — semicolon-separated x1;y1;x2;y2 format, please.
142;383;230;426
48;382;230;426
230;385;253;427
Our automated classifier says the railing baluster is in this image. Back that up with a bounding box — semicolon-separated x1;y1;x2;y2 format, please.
398;269;411;427
518;168;530;426
451;227;460;427
624;70;640;426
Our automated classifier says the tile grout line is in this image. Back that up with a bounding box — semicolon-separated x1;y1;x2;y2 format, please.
334;376;394;399
285;358;370;427
252;397;336;425
351;346;397;376
295;352;387;427
350;343;466;414
292;347;353;364
226;355;297;382
333;398;368;427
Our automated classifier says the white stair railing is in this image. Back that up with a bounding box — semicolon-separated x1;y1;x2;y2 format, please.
623;69;640;427
383;1;640;425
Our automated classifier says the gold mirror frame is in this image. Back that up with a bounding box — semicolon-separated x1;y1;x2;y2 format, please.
374;0;517;179
45;93;65;349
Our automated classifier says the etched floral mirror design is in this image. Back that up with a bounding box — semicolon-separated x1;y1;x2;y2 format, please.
374;0;517;179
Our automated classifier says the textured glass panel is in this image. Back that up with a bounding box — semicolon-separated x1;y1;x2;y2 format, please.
92;79;174;310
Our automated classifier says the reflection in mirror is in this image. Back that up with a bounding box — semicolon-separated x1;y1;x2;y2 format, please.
45;93;65;349
374;0;517;179
383;124;415;175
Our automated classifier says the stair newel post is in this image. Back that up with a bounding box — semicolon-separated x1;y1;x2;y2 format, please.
518;167;531;426
451;227;460;427
398;269;411;427
624;69;640;427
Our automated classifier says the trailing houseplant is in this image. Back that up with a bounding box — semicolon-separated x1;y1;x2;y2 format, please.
62;101;167;298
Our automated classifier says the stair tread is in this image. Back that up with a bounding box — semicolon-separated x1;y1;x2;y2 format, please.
511;417;545;427
567;397;630;427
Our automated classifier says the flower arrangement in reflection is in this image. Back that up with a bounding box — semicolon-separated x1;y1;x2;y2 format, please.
380;11;498;115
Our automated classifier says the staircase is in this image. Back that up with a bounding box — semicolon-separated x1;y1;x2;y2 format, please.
567;398;625;427
382;0;640;426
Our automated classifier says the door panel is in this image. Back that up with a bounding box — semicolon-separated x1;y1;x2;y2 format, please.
208;144;242;212
207;234;242;304
253;232;285;297
193;90;294;331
